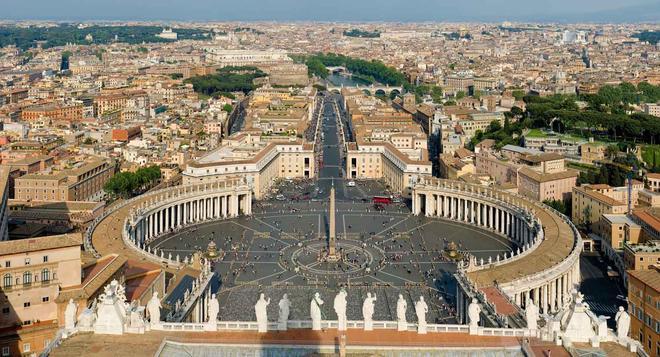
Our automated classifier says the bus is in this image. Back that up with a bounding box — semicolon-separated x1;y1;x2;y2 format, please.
373;196;392;205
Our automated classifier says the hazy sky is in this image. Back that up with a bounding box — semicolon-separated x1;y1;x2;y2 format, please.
5;0;660;22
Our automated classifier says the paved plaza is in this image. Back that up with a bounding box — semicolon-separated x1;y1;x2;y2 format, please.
147;95;515;324
151;199;514;323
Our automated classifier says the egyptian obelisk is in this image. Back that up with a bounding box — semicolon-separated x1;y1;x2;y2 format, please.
328;181;338;260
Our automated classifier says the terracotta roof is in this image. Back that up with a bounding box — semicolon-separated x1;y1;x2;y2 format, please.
57;253;127;303
0;233;82;256
518;167;579;183
632;207;660;233
575;186;625;207
126;270;161;302
476;139;496;148
521;152;564;163
454;147;474;159
628;268;660;292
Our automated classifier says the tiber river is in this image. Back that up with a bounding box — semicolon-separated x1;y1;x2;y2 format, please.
326;73;372;87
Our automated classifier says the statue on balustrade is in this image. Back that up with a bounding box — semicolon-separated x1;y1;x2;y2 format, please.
310;292;324;331
64;299;78;331
207;294;219;324
255;293;270;333
525;299;539;331
147;292;162;326
362;292;377;331
278;294;291;330
415;296;429;334
334;289;348;331
467;298;481;329
615;306;630;339
397;294;408;331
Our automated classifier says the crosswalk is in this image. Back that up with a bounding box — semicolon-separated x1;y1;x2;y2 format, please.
584;300;619;315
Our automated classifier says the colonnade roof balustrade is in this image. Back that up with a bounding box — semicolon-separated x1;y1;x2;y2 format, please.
414;178;580;289
87;180;246;274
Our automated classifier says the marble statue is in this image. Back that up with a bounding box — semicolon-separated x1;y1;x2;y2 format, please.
468;298;481;329
396;294;408;331
147;292;162;325
94;280;126;335
207;294;219;325
615;306;630;339
127;302;146;333
255;293;270;333
334;289;348;331
415;296;429;334
278;294;291;331
525;299;539;331
362;292;377;331
310;292;324;331
64;299;78;331
76;302;96;332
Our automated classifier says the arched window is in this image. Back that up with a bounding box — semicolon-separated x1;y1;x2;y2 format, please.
3;274;11;288
41;269;50;282
23;271;32;285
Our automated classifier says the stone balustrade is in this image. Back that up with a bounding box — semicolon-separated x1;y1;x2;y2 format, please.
154;319;534;338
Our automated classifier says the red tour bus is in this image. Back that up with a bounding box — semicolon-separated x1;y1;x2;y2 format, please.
372;196;392;205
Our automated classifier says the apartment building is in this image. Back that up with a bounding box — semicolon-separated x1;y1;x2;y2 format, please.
518;167;578;202
625;241;660;271
183;133;315;199
648;174;660;193
0;234;82;357
21;103;84;122
344;95;432;197
573;184;629;228
644;103;660;118
457;112;504;140
580;140;607;164
438;149;476;180
14;158;115;202
627;268;660;357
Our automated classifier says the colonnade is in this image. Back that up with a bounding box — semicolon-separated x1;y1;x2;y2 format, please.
511;261;581;314
128;188;252;247
413;191;536;247
412;180;581;319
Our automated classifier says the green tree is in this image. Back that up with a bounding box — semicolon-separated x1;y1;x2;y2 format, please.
605;145;619;160
543;199;567;215
512;90;525;101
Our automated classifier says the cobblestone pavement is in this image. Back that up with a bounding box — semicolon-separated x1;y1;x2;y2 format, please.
150;199;514;323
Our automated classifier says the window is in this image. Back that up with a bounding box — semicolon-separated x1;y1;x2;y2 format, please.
2;274;10;288
42;296;49;303
2;308;8;314
42;256;48;263
1;346;8;357
41;269;50;282
22;343;30;353
23;271;32;285
4;261;9;268
24;258;30;265
23;302;30;308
